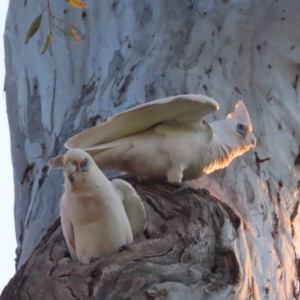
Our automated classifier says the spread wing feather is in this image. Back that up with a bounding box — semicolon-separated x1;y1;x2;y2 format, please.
65;94;219;149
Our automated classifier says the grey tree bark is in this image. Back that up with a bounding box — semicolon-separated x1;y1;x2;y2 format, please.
2;0;300;299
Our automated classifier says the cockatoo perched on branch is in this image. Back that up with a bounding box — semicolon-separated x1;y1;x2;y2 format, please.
49;95;256;184
56;148;146;264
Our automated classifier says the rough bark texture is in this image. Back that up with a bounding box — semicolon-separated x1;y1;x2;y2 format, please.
1;179;242;300
3;0;300;299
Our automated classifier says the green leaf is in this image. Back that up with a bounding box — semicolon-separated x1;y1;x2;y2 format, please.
41;32;51;54
58;27;73;38
24;14;43;44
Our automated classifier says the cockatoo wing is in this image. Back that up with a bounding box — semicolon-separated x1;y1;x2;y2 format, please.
66;94;219;149
60;201;77;260
112;178;146;237
48;155;64;168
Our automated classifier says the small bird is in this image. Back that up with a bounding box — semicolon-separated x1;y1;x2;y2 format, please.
54;148;146;264
49;95;256;183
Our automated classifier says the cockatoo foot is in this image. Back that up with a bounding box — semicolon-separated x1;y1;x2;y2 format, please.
136;176;152;184
119;244;132;252
137;176;168;185
171;182;189;194
171;182;201;195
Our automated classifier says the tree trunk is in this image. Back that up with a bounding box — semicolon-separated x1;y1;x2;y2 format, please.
2;0;300;299
1;179;243;300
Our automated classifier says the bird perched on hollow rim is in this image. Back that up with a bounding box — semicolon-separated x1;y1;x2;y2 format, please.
49;94;256;184
54;148;146;264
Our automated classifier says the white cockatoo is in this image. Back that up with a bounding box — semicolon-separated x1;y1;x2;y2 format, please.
49;95;256;184
55;148;146;264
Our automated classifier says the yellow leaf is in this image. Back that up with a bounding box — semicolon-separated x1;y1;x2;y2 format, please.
58;27;73;38
71;28;81;43
67;0;87;9
41;32;52;54
24;14;43;44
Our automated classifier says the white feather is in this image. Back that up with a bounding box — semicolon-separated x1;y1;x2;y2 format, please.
49;95;256;183
112;179;147;238
59;149;145;264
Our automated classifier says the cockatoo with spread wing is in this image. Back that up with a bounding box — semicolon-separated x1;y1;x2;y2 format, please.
56;148;146;264
50;95;256;184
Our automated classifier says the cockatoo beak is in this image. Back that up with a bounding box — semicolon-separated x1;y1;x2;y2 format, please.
250;134;256;147
66;161;79;182
243;132;256;150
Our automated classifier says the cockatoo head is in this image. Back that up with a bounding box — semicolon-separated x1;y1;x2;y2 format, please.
220;118;256;154
63;149;93;187
210;101;256;161
223;101;256;154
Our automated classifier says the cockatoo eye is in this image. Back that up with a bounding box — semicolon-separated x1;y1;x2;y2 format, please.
236;123;246;136
80;158;90;172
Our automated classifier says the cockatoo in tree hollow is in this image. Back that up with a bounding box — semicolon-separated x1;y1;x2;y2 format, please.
57;148;146;264
49;95;256;184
